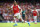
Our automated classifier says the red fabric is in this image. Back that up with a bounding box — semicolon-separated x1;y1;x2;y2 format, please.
33;10;37;16
13;5;19;14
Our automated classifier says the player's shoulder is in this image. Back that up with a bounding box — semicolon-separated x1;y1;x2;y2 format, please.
12;4;14;6
16;5;20;7
16;5;18;6
13;4;14;6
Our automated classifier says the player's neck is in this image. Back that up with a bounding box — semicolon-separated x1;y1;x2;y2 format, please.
14;4;17;6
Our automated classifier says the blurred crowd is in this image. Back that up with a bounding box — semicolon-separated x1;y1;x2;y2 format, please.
0;2;40;22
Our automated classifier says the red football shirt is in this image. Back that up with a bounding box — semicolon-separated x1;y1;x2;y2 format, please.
11;5;21;14
32;10;38;16
33;10;37;16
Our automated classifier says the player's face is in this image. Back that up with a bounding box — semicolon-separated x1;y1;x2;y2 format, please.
14;1;16;5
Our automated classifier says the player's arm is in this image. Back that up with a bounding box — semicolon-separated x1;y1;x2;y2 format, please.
18;5;22;15
37;11;39;16
18;5;22;13
11;5;14;13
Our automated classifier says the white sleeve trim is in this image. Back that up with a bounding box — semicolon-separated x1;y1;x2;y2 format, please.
11;5;13;8
31;10;33;13
18;5;21;9
11;5;13;10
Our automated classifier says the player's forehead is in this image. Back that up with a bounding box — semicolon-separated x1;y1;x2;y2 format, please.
14;1;16;3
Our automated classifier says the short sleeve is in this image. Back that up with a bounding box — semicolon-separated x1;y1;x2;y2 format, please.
11;5;13;10
18;5;21;9
31;10;34;13
11;5;13;8
36;10;38;13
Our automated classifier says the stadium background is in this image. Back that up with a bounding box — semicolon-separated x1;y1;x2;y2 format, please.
0;0;40;22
